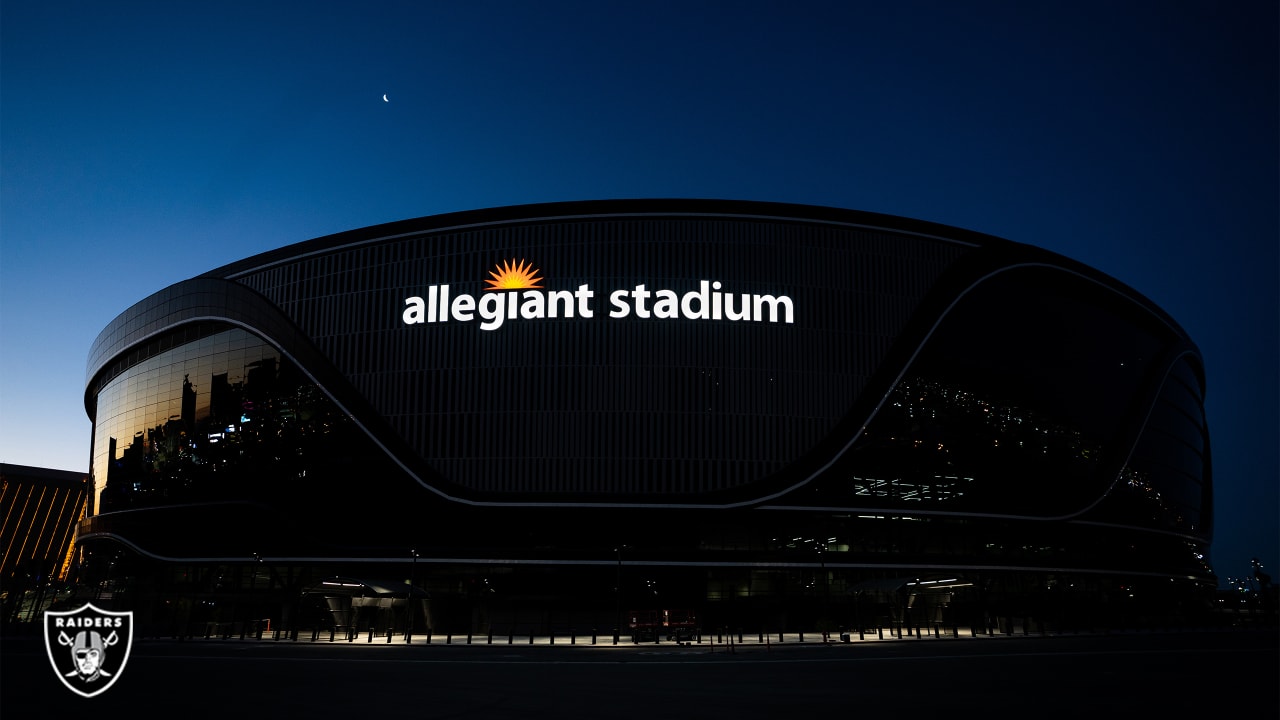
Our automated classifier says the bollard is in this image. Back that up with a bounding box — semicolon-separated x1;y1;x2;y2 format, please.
426;630;432;644
799;631;804;643
858;625;864;641
367;627;374;643
550;631;554;645
759;631;764;644
877;625;883;640
467;632;472;645
312;628;319;642
613;628;618;645
405;629;411;644
330;627;336;642
779;631;784;643
446;632;452;644
529;631;534;645
508;630;514;645
571;628;576;645
488;631;493;645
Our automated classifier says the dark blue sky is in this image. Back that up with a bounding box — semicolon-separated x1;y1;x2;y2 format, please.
2;1;1275;586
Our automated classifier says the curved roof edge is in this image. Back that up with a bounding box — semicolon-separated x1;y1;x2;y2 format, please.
91;199;1201;400
199;198;1010;280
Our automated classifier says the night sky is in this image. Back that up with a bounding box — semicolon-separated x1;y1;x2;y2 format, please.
1;1;1275;587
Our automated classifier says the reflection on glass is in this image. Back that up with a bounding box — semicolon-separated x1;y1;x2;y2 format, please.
1097;358;1209;535
91;328;356;515
820;266;1206;532
837;376;1104;515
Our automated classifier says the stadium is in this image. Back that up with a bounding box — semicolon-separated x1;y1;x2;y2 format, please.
75;199;1214;638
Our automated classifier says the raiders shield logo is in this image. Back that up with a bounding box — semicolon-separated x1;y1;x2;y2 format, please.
44;603;134;698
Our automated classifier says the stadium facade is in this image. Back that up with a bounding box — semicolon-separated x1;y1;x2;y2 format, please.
76;200;1215;637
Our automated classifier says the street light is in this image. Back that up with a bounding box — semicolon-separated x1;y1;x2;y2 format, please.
408;549;419;639
614;545;628;644
249;552;262;639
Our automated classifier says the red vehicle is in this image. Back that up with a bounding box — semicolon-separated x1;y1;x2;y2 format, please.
629;608;698;642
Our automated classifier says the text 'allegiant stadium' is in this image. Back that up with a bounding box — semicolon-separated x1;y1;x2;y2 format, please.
402;282;795;330
402;260;794;331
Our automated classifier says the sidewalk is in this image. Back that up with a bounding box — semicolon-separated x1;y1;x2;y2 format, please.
174;620;1249;647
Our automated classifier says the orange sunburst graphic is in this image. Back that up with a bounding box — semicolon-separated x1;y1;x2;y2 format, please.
485;259;544;291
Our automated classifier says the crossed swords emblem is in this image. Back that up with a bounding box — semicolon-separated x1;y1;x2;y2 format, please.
57;629;119;679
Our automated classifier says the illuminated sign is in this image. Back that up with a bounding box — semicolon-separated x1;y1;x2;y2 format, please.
403;260;794;331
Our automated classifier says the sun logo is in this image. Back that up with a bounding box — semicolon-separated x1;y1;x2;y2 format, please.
485;259;543;291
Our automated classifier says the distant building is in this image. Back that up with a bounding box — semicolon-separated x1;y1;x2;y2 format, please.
76;200;1214;635
0;464;88;599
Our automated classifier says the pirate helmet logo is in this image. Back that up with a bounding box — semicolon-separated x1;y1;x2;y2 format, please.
44;603;133;698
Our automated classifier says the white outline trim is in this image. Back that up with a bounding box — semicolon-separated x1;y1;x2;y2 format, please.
43;603;134;699
87;258;1198;519
220;209;982;281
72;531;1203;582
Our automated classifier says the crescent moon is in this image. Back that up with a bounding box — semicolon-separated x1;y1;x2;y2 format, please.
382;94;389;102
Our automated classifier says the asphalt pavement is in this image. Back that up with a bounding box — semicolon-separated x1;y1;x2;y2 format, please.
3;628;1276;718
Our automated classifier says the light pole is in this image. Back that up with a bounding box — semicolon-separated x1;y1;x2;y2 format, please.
614;546;629;643
817;543;830;641
249;552;262;638
408;549;419;638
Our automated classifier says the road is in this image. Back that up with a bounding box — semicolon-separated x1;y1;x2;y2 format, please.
3;629;1275;718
